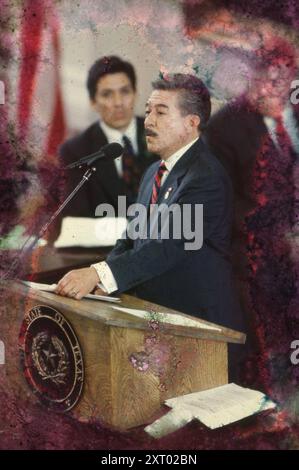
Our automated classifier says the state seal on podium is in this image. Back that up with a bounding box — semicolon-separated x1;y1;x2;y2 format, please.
19;305;84;412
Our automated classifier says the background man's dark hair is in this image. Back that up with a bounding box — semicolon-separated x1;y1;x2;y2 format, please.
87;55;137;100
152;73;211;131
253;37;297;74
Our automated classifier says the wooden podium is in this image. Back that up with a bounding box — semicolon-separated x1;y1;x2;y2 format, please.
7;281;245;430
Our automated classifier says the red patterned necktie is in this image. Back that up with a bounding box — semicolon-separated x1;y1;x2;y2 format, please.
151;162;167;204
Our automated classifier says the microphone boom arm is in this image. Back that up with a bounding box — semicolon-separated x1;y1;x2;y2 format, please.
1;166;97;281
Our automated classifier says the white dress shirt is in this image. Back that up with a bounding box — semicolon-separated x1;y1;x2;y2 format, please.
263;105;299;154
100;118;138;177
91;137;199;293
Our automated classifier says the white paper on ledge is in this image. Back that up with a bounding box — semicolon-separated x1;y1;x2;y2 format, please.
0;225;47;250
21;280;120;303
54;216;127;248
145;383;276;438
112;306;222;331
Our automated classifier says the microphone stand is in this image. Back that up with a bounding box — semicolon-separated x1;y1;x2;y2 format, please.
1;165;97;281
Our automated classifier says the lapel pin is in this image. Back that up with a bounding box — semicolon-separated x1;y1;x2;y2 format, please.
164;187;173;200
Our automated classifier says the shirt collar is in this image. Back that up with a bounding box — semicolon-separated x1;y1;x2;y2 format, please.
99;118;137;147
163;138;199;173
263;105;294;128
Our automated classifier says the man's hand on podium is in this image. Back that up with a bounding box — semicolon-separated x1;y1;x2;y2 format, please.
55;267;100;300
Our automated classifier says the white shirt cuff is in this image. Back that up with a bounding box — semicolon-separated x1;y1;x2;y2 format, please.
91;261;118;294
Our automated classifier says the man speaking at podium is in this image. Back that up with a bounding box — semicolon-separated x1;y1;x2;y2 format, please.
56;73;245;340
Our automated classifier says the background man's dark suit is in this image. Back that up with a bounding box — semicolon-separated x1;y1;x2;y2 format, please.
106;138;245;334
206;98;299;387
206;98;299;279
59;117;157;217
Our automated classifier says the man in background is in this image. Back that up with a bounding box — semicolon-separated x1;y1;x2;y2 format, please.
206;38;299;389
60;55;157;218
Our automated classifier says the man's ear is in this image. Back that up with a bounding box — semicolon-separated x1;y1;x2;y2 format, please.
187;114;200;132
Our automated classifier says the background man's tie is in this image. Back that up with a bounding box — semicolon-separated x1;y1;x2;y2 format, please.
151;162;167;204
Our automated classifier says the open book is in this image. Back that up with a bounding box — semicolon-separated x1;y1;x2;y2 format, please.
21;280;120;303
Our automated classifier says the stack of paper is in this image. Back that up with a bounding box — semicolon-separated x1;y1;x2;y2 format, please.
145;383;276;439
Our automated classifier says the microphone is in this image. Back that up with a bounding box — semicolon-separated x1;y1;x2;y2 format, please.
65;142;124;169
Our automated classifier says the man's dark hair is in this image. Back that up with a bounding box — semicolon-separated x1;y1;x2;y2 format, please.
152;73;211;130
87;55;137;100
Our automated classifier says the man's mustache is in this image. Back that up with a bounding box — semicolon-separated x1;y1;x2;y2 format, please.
145;129;158;137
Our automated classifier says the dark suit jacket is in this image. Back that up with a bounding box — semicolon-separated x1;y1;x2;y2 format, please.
106;137;245;332
59;117;157;217
206;97;299;278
